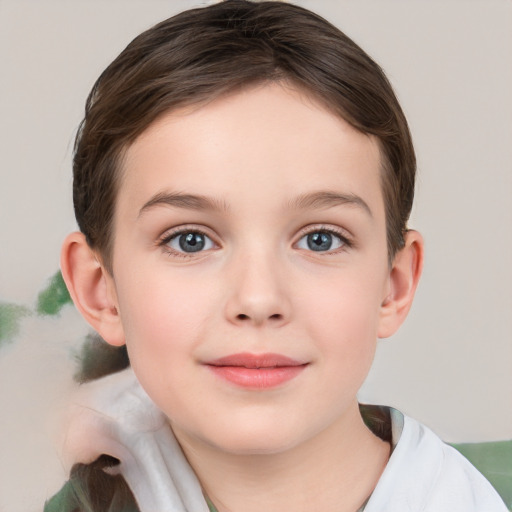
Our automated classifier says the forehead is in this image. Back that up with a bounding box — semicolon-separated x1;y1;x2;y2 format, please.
117;83;384;219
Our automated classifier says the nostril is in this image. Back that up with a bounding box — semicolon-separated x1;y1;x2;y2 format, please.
235;313;283;321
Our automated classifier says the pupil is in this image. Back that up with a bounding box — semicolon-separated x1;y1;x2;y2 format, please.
307;232;332;251
179;233;205;252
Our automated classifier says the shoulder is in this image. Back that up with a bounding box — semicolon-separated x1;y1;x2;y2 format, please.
365;409;508;511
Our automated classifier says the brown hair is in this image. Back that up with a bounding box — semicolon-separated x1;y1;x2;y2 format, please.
73;0;415;273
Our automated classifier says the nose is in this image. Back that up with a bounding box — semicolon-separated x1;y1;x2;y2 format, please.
224;250;291;328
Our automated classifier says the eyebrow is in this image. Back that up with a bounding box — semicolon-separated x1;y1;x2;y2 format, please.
138;191;229;217
288;191;373;217
138;189;372;218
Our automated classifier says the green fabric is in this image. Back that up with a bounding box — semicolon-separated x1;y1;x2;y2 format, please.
44;479;141;512
44;480;81;512
45;479;220;512
450;440;512;511
44;461;141;512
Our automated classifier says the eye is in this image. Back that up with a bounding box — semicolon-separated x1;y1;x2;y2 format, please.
165;230;215;253
296;230;347;252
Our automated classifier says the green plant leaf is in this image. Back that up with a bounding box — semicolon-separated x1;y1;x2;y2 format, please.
0;302;31;347
36;271;72;316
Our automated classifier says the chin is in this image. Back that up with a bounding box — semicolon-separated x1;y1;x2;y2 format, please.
192;415;311;456
210;435;298;456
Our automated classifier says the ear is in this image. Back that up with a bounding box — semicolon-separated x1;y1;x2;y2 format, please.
378;230;424;338
60;232;125;346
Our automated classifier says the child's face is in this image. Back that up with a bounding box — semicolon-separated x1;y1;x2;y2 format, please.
107;83;392;454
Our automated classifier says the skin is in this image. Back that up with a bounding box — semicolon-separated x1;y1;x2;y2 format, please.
62;82;423;512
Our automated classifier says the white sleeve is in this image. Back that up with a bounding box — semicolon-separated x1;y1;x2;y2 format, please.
365;412;508;512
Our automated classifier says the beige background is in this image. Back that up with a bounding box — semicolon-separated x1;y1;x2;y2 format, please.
0;0;511;507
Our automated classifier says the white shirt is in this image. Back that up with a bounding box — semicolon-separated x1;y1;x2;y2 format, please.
365;408;507;511
60;369;508;512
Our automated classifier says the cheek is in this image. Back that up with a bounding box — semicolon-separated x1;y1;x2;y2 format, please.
302;271;384;367
118;267;211;333
114;269;218;377
114;272;213;417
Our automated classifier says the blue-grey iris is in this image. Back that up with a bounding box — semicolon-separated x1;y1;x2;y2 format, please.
179;233;206;252
307;232;332;251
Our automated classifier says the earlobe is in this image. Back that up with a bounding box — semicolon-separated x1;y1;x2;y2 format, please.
60;232;125;346
378;230;424;339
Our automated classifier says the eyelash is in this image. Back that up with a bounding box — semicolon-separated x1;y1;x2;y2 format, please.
158;226;217;259
295;225;353;254
157;224;353;258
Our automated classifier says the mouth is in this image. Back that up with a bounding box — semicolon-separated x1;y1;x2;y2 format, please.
205;352;308;389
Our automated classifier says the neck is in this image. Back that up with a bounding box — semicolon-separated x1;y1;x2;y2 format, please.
173;401;390;512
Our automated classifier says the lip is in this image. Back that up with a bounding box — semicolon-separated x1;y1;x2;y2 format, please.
205;352;308;389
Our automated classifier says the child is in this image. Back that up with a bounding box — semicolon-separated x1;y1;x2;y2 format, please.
47;1;507;510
